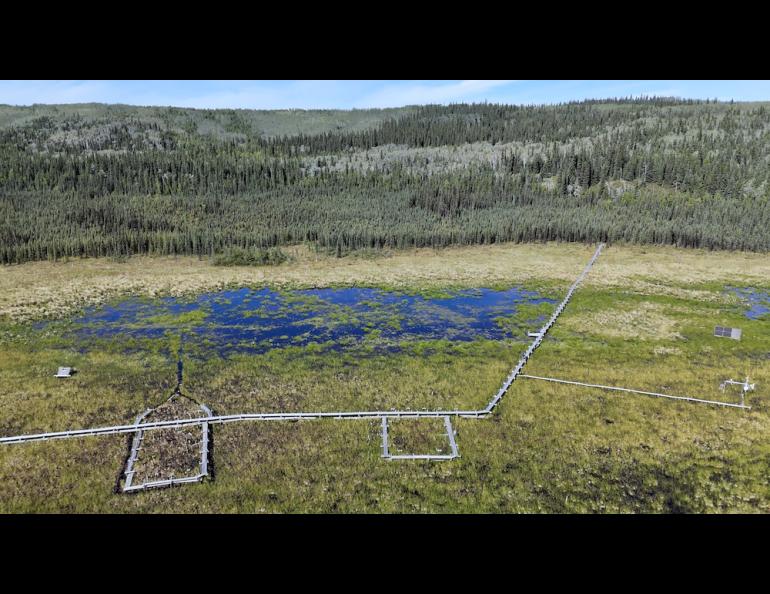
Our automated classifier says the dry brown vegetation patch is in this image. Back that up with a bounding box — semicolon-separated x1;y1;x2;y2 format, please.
563;302;684;341
2;242;769;322
129;395;206;486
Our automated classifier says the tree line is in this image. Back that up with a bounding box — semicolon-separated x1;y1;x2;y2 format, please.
0;98;768;264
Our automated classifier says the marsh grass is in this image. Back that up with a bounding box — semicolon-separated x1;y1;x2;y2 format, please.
1;243;769;512
180;340;519;414
0;242;594;322
128;396;206;486
3;241;769;323
386;418;452;457
145;309;209;327
0;346;176;436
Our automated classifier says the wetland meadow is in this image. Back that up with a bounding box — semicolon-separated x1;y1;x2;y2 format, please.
1;242;769;513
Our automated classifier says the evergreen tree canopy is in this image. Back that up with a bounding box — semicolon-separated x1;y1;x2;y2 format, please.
1;98;768;264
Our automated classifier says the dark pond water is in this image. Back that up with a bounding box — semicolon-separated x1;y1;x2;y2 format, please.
728;287;770;320
66;286;556;357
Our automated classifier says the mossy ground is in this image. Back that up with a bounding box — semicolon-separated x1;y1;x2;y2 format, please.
386;418;454;457
0;242;768;513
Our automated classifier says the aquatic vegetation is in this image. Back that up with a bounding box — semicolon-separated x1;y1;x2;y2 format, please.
145;309;210;327
5;242;770;323
50;286;556;359
727;287;770;320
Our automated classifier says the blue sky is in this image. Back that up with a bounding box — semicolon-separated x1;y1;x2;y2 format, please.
1;80;768;109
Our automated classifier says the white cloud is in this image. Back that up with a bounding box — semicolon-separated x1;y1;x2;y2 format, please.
0;80;378;110
355;80;517;108
169;80;368;110
174;88;288;110
0;80;111;105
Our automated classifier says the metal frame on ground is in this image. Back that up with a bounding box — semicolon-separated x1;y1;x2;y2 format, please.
381;415;460;460
121;394;213;492
519;374;751;409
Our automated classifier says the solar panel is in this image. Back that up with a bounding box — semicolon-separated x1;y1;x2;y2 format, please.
714;326;741;340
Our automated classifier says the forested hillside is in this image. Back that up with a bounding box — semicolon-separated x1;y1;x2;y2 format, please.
1;98;769;264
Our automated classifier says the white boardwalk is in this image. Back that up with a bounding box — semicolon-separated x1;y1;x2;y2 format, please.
520;374;751;409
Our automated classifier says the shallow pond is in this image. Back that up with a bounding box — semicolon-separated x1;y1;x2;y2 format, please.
65;286;556;357
727;287;770;320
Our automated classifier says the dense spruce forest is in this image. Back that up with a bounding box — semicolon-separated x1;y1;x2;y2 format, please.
1;98;769;264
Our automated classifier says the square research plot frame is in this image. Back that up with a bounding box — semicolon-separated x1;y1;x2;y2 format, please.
380;416;460;461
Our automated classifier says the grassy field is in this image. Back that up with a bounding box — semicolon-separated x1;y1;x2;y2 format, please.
3;241;770;321
0;242;768;513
